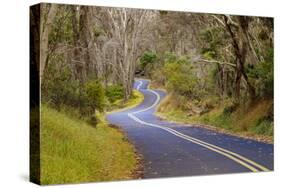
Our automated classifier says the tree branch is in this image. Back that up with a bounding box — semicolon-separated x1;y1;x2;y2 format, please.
198;58;236;67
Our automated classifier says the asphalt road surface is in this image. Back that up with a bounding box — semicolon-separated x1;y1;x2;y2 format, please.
106;79;273;178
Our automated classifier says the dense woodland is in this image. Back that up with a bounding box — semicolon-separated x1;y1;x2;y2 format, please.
34;4;273;135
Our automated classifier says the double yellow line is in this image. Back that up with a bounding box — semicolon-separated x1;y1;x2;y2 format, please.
128;82;270;172
129;113;269;172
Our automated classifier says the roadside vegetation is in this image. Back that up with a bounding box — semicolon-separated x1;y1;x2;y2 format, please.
31;4;274;184
107;89;144;112
138;14;273;140
35;5;274;140
157;96;273;139
40;62;144;184
40;76;143;184
150;49;273;139
40;54;144;184
33;4;149;184
40;105;138;184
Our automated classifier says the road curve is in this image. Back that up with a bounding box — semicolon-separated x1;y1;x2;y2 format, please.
106;79;273;178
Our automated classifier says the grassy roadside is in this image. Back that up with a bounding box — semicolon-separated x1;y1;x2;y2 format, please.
40;106;137;184
107;89;144;113
156;94;273;143
143;80;273;143
40;90;144;185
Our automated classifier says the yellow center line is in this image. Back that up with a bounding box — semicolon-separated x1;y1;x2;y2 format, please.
128;80;270;172
129;113;259;172
166;127;270;172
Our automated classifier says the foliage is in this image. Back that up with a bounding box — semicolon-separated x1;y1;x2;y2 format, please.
49;6;74;46
151;67;166;86
163;52;178;64
105;85;124;103
40;5;274;144
163;59;198;98
42;55;79;108
157;96;273;138
84;80;106;112
42;58;106;126
247;48;273;98
200;27;227;60
139;51;158;77
251;119;273;136
140;51;158;68
108;90;144;112
78;80;106;125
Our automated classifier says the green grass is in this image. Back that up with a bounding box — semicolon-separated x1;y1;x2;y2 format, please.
107;89;144;113
250;119;273;136
40;105;138;185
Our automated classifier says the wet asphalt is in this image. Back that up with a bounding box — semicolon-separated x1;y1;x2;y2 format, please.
106;79;273;179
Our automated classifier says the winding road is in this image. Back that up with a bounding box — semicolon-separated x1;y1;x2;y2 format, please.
106;79;273;178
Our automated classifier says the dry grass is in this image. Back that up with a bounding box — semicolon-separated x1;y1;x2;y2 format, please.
156;94;273;141
234;100;273;131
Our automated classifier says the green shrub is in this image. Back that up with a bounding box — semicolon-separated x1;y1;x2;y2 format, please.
199;27;227;60
140;51;158;68
139;51;158;77
164;52;178;64
84;80;106;113
42;56;109;127
252;119;273;136
73;80;105;126
247;48;273;98
105;85;124;103
164;61;198;98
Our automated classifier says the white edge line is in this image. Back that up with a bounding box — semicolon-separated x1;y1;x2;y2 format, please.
128;83;270;172
136;80;143;91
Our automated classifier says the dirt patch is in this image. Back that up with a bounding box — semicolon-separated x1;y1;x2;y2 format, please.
131;152;144;179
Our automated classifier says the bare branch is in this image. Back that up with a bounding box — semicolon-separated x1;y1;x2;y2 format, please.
198;58;236;67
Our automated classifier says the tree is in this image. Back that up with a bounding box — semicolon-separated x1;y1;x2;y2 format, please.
39;4;274;115
223;15;256;101
40;4;58;80
139;51;158;76
105;8;154;99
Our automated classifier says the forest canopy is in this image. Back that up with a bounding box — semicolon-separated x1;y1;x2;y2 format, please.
34;4;273;130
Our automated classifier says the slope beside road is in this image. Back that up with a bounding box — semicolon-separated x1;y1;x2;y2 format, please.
106;79;273;178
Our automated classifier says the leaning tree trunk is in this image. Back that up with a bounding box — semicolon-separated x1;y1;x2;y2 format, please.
224;15;256;101
224;16;243;100
237;16;256;100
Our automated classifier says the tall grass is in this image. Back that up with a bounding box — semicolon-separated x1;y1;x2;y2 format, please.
40;105;137;184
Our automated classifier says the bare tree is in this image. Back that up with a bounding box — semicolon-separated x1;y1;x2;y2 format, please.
105;8;154;99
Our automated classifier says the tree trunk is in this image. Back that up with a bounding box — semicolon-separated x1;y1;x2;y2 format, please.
71;6;84;82
224;15;256;101
237;16;256;100
79;6;92;80
40;4;58;80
